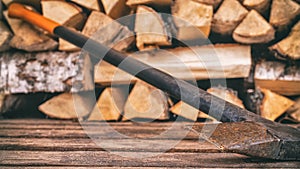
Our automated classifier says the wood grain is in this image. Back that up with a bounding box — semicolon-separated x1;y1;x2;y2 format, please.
0;119;299;167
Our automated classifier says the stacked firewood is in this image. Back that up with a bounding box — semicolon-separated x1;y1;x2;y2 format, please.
0;0;299;123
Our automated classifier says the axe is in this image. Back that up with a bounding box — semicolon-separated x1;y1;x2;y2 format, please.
8;3;300;160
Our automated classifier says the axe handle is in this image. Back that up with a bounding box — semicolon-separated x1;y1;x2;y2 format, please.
8;3;269;124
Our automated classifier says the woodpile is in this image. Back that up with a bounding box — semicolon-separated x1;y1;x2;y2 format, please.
0;0;299;124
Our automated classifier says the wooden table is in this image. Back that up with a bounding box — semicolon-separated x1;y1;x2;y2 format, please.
0;119;299;168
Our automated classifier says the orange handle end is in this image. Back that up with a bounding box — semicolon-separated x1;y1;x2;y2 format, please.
8;3;60;34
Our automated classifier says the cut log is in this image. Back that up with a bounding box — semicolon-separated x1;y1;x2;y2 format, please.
207;87;245;109
172;0;213;40
286;97;300;122
212;0;248;35
269;0;300;28
135;5;171;50
242;0;270;14
170;87;244;121
254;61;300;96
233;10;275;44
2;0;12;6
270;21;300;60
82;11;134;51
0;94;5;113
58;37;80;51
101;0;130;19
193;0;222;9
123;81;169;121
0;21;12;52
88;87;127;121
94;44;251;85
7;0;42;11
170;101;203;121
126;0;172;7
41;0;83;25
71;0;101;11
41;0;85;51
0;51;93;94
3;11;58;52
39;91;95;120
259;88;294;121
170;101;217;121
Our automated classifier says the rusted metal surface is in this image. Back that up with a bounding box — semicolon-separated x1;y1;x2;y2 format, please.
192;121;300;160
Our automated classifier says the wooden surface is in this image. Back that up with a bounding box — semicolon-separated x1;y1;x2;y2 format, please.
0;119;299;168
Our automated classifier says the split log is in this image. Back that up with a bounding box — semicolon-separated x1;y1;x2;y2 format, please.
0;51;93;94
170;87;244;121
39;91;95;120
122;81;169;121
269;0;300;28
82;11;134;52
58;36;80;51
7;0;42;11
193;0;222;9
242;0;270;14
207;87;245;108
41;0;86;51
0;94;4;113
94;44;251;85
270;21;300;60
170;101;218;121
259;88;294;121
170;101;204;121
101;0;130;19
71;0;101;11
0;21;12;52
201;87;244;120
3;11;58;52
135;5;171;50
254;61;300;96
172;0;213;40
286;97;300;122
126;0;172;7
212;0;248;35
233;10;275;44
2;0;12;6
88;87;127;121
41;0;83;26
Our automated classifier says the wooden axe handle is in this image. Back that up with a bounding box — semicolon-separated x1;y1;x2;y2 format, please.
8;3;59;33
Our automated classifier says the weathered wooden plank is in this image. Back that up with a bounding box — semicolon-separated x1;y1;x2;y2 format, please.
0;120;299;167
0;150;298;167
0;138;218;153
0;122;196;130
0;126;199;139
0;122;184;129
0;119;81;125
0;167;170;169
0;120;200;128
